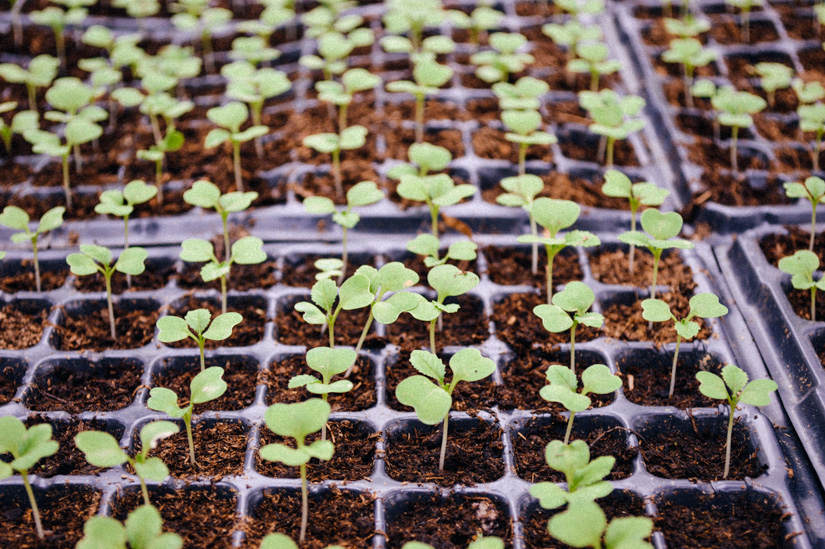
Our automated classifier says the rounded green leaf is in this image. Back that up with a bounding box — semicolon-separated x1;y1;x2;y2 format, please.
533;304;574;333
146;387;185;417
581;364;621;395
427;264;479;298
139;421;179;453
156;315;191;343
738;378;778;407
304;196;336;215
410;349;446;382
230;236;266;264
641;299;673;323
347;180;383;207
190;366;227;404
395;375;452;424
640;209;683;240
306;346;357;378
67;252;100;276
202;312;242;341
264;399;331;441
548;501;606;549
114;247;148;276
695;371;729;401
180;239;215;263
260;533;299;549
134;456;169;482
689;293;728;319
449;348;495;383
75;430;127;467
552;281;596;313
0;206;30;231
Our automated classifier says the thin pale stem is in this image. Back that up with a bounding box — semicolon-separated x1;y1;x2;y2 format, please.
328;317;335;348
570;324;577;373
222;216;231;263
32;238;41;293
105;272;116;340
332;147;342;199
415;93;425;143
185;416;196;466
149;113;163;146
668;335;682;398
21;471;44;540
530;214;538;275
438;414;449;471
812;288;817;322
252;103;264;158
811;205;817;252
724;403;734;478
11;11;22;48
299;463;309;543
199;341;206;372
138;474;150;506
430;202;439;239
338;104;348;134
743;10;751;43
563;411;576;445
73;143;82;173
233;141;243;192
813;131;822;172
202;31;215;74
154;159;164;206
337;227;348;286
430;319;437;356
685;65;695;109
220;275;227;315
518;143;527;176
629;209;637;275
56;29;66;68
321;394;328;441
27;84;37;113
606;137;615;167
62;153;72;211
546;248;556;303
125;217;132;289
651;252;661;300
730;126;739;172
590;69;599;92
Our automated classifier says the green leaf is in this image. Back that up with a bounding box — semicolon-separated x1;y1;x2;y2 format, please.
378;262;420;292
180;239;215;263
605;516;654;549
407;234;440;258
0;206;30;231
183;180;220;209
114;247;148;275
261;444;311;466
449;348;495;383
721;363;749;396
134;456;169;482
581;363;622;395
264;399;331;442
75;430;127;467
338;274;374;310
190;367;227;404
640;209;683;240
695;371;729;401
305;379;353;394
738;378;778;407
641;299;673;323
306;346;357;378
409;142;452;172
295;301;326;324
66;253;100;276
77;516;126;549
689;293;728;319
202;311;243;340
147;387;186;417
541;382;591;412
533;304;574;333
288;374;319;389
204;128;231;148
260;533;299;549
339;125;368;150
138;421;179;455
410;350;446;382
553;281;596;313
347;180;383;207
80;243;112;265
532;198;581;235
185;309;212;335
549;501;606;549
395;375;452;424
231;236;266;264
529;481;569;510
304;196;336;215
601;169;632;198
427;264;479;298
207;101;248;131
674;319;701;340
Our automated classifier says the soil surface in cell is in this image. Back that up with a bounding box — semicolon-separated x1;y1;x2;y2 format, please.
52;304;158;351
481;171;627;209
785;286;825;321
0;265;67;293
588;248;695;289
178;260;277;291
760;226;825;267
602;292;712;345
387;294;489;351
26;416;121;477
166;296;266;348
73;261;176;293
0;364;21;405
153;356;258;412
242;487;375;549
483;246;581;288
402;252;477;282
616;351;720;408
280;254;376;288
27;361;141;413
255;420;377;481
0;303;47;349
261;354;376;410
383;418;504;486
275;300;378;347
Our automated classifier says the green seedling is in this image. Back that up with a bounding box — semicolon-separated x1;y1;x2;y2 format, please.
386;57;454;143
29;0;95;66
405;537;503;549
66;244;148;339
793;78;825;107
750;62;794;109
301;0;367;40
316;68;382;132
0;55;60;113
542;21;602;64
382;0;450;53
492;76;549;112
304;180;383;282
556;0;606;18
43;77;107;173
76;421;179;506
406;234;478;269
170;0;232;73
578;90;646;167
313;258;346;281
180;236;266;314
0;416;59;540
77;504;182;549
642;293;729;398
144;45;203;89
300;30;375;81
534;281;604;373
296;274;374;347
601;169;670;275
548;499;653;549
397;173;476;239
497;174;545;274
518;198;600;301
289;346;356;440
501;108;558;175
156;309;243;371
663;15;711;38
78;57;123;131
8;0;25;46
725;0;764;43
396;348;495;470
260;399;334;544
541;364;621;444
711;87;766;171
112;0;160;29
147;366;227;467
0;206;64;292
661;38;716;108
798;102;825;172
778;250;825;320
205;102;268;193
470;32;534;84
784;177;825;250
618;209;693;299
449;4;504;44
568;42;621;92
696;364;777;478
303;125;368;200
387;141;452;181
236;3;295;46
0;102;38;155
95;180;158;259
230;35;280;67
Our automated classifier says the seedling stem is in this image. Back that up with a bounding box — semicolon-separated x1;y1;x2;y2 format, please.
300;463;309;542
416;94;425;143
669;335;682;398
439;415;449;470
20;471;44;540
332;148;342;199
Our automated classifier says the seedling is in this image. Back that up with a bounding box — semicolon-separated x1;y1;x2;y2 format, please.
661;38;716;108
260;399;334;543
405;537;503;549
793;78;825;107
95;180;158;262
501;108;558;175
663;15;711;38
112;0;160;29
547;500;653;549
43;77;107;173
29;0;95;66
75;421;179;506
534;281;604;373
406;234;478;269
0;206;64;292
712;87;766;171
725;0;764;43
750;63;794;109
156;309;243;371
205;102;268;193
541;364;622;443
295;274;374;347
142;44;202;90
601;169;670;274
147;366;227;467
237;3;295;46
798;103;825;172
784;177;825;250
568;42;621;91
179;236;266;314
618;209;693;299
397;174;476;238
449;4;504;44
778;250;825;320
387;142;452;181
396;348;495;470
230;35;281;67
386;58;454;143
382;0;450;53
642;293;729;397
0;416;59;540
0;55;60;113
66;244;148;339
578;90;646;167
518;198;600;301
170;0;232;73
300;31;374;81
77;504;182;549
78;57;122;130
492;76;549;112
304;181;383;282
542;21;602;63
696;364;777;478
497;174;545;273
303;126;368;200
316;68;382;132
470;32;534;84
8;0;25;46
556;0;606;18
0;102;38;154
302;0;370;41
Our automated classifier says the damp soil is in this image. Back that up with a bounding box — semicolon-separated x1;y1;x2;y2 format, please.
384;128;465;160
52;303;159;351
165;296;266;348
25;416;122;477
274;299;377;347
511;415;637;483
255;420;377;481
616;350;720;408
588;248;695;290
785;286;825;321
759;226;825;267
261;354;376;410
0;364;21;405
471;126;554;164
483;246;582;288
386;294;489;351
481;171;629;210
178;261;277;291
0;263;68;293
280;254;377;288
241;487;375;549
152;356;258;412
0;303;47;349
73;261;176;293
602;292;712;345
383;418;504;486
27;361;141;413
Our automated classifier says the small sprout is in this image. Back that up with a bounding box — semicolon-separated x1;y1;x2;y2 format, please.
663;15;711;38
314;258;344;281
66;244;148;339
396;173;476;238
618;209;694;299
497;174;545;273
711;87;766;171
230;35;281;67
29;0;94;66
156;309;243;371
492;76;549;112
170;0;232;73
798;103;825;172
179;236;266;314
517;198;600;301
449;4;504;44
96;180;158;257
111;0;160;27
549;500;653;549
784;177;825;250
534;281;604;373
296;274;374;347
0;205;64;292
0;417;59;540
75;421;179;506
289;347;356;440
382;0;451;53
300;31;364;81
386;58;454;143
578;90;646;167
778;250;825;321
642;293;729;398
43;77;107;173
147;366;227;467
750;62;794;109
77;504;182;549
304;181;383;282
387;141;452;179
470;32;534;84
567;42;621;92
303;125;368;200
205;102;268;193
405;537;503;549
0;55;60;112
396;348;495;470
696;364;777;478
316;67;382;132
542;21;602;63
260;399;334;544
0;102;38;154
793;78;825;106
661;38;716;108
725;0;764;43
406;234;478;268
501;108;558;176
601;169;670;275
541;364;622;443
556;0;606;18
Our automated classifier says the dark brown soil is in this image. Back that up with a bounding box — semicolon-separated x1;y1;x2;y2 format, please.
385;493;512;549
281;254;377;288
73;260;176;293
616;350;720;408
558;135;639;167
384;128;465;160
178;261;277;291
482;171;629;210
274;298;376;347
152;356;258;412
0;486;100;549
483;246;582;288
383;99;468;123
471;126;553;164
687;141;771;172
255;420;377;481
759;226;825;267
0;363;21;405
165;296;266;348
112;488;237;549
588;248;695;289
387;294;489;351
52;303;159;351
785;286;825;321
0;262;68;292
242;488;375;549
0;302;47;349
384;419;504;486
262;354;376;410
709;19;779;44
602;292;711;345
687;171;791;213
26;416;122;477
511;415;637;483
295;161;381;206
27;360;141;413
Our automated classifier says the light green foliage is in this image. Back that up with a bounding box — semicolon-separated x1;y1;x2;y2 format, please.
470;32;534;83
403;537;503;549
663;15;711;38
96;180;158;251
578;90;645;166
549;502;654;549
492;76;549;111
793;78;825;106
568;42;621;91
661;38;716;105
783;177;825;251
797;102;825;172
751;62;794;107
710;86;766;171
303;125;369;199
205;102;267;192
295;274;374;347
542;21;602;58
29;0;94;64
260;398;333;466
381;0;451;53
725;0;764;42
156;309;242;370
498;174;545;273
77;504;182;549
0;55;60;112
0;102;38;154
230;35;280;66
397;173;476;238
183;179;258;259
556;0;606;18
500;107;557;175
170;0;231;73
386;57;454;142
0;205;64;292
779;250;825;321
387;142;452;180
449;5;504;44
112;0;160;20
406;234;477;268
289;346;357;396
316;68;382;131
300;31;371;79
